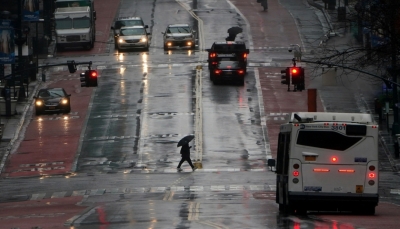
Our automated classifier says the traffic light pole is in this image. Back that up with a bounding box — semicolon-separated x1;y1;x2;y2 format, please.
0;61;93;81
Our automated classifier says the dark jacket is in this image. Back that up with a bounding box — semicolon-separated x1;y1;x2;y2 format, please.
180;144;191;157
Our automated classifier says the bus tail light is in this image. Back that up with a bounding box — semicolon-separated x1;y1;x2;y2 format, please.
293;164;299;169
368;172;376;178
313;168;330;172
292;171;299;177
331;156;338;163
369;165;376;171
338;169;355;173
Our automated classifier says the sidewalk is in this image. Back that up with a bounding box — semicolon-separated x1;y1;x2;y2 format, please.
308;0;400;171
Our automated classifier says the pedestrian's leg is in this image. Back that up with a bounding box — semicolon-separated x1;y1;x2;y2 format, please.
186;157;195;169
177;157;185;169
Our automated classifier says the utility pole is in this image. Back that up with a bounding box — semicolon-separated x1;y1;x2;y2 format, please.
390;0;399;135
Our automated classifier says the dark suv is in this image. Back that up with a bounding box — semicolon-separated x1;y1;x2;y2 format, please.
206;41;249;71
111;17;148;48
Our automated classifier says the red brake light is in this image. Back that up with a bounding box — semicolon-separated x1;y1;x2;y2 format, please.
210;53;217;58
331;156;338;162
293;171;299;177
214;70;222;74
369;172;376;178
227;66;232;69
313;168;330;172
243;53;247;58
238;70;244;74
338;169;355;173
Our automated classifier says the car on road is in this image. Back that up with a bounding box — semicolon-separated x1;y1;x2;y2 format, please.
34;88;71;116
206;41;249;70
111;17;148;48
162;24;196;50
210;60;246;86
115;26;150;51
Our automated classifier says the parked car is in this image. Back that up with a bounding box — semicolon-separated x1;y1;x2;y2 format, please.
34;88;71;115
162;24;196;50
210;60;246;86
115;26;150;51
111;17;148;48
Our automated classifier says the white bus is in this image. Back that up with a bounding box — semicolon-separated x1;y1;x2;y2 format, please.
274;112;379;215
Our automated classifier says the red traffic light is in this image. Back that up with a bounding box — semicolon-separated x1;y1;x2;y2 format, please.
291;68;299;75
90;70;98;77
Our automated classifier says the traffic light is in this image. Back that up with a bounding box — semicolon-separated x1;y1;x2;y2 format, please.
80;70;98;87
291;67;301;84
67;60;77;73
80;72;87;87
291;67;305;91
281;67;290;85
87;70;98;87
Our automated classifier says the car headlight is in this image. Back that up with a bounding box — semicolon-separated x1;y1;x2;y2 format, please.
35;100;43;106
118;38;124;43
61;98;68;105
141;37;147;42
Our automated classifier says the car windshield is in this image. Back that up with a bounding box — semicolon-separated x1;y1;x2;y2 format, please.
167;26;191;33
56;17;72;29
218;61;240;68
120;28;145;36
73;16;91;29
115;20;143;29
38;89;65;98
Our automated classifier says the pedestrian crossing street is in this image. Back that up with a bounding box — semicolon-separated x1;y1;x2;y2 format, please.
24;184;276;201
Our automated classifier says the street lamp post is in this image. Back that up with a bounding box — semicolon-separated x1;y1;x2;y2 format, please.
289;44;302;62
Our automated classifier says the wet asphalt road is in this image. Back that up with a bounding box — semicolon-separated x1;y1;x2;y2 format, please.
1;0;400;228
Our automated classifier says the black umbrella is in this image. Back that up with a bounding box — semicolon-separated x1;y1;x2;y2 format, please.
177;135;194;147
227;26;243;35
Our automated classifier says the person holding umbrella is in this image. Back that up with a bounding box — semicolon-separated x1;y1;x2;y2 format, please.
226;27;243;41
177;135;196;171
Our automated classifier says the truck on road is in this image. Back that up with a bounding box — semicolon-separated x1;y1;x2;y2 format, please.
54;6;96;50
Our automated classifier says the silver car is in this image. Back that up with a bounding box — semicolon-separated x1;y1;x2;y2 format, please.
162;24;196;50
115;26;150;51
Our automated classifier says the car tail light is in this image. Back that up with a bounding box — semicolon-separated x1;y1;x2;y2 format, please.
237;70;244;74
210;53;217;58
243;53;247;58
212;62;218;65
214;70;222;74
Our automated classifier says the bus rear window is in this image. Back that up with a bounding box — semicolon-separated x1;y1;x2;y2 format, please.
296;131;363;151
346;124;367;136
